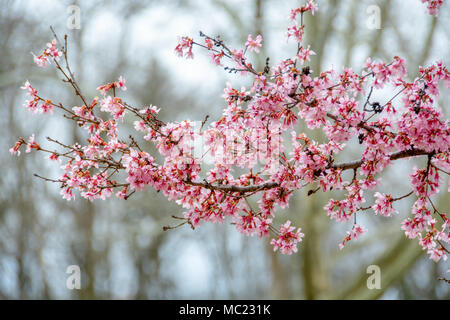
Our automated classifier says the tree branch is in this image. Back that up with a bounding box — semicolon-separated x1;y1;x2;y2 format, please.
332;149;431;171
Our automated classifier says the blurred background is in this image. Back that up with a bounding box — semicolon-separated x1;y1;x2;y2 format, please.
0;0;449;299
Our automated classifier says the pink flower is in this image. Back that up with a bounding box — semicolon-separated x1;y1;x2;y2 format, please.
32;39;62;68
61;187;75;201
428;247;447;262
45;39;62;60
23;98;39;114
305;0;318;15
40;99;54;114
49;152;60;162
410;166;440;197
339;224;367;249
372;192;398;216
97;76;127;95
234;211;259;236
117;76;126;91
175;36;194;59
21;80;37;97
286;25;304;43
289;1;318;20
33;54;49;67
100;96;126;121
245;34;262;53
9;138;25;156
204;38;214;49
421;0;443;16
210;51;225;66
116;187;128;200
270;220;304;255
25;134;40;153
122;148;157;190
296;45;315;64
257;218;272;238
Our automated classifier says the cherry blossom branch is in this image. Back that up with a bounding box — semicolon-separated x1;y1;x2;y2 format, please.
11;0;449;260
185;180;278;193
50;27;90;108
332;149;432;171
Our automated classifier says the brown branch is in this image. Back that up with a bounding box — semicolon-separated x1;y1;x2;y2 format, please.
185;149;433;194
185;180;278;193
332;149;430;171
392;190;414;201
326;112;375;133
33;173;64;184
50;28;90;108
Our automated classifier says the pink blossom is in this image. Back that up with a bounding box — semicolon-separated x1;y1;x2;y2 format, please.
33;54;49;67
421;0;443;16
289;0;318;20
117;76;126;91
45;39;62;60
32;39;62;68
305;0;318;15
286;25;304;43
10;1;450;264
9;138;25;156
234;211;259;236
25;134;40;153
61;187;75;201
210;51;225;66
175;36;194;59
21;80;37;97
257;217;272;238
428;248;447;262
97;76;127;95
296;45;315;64
410;166;440;197
270;220;304;255
40;99;54;114
100;96;126;121
49;152;60;163
339;224;367;249
245;34;263;53
204;38;213;49
372;192;398;217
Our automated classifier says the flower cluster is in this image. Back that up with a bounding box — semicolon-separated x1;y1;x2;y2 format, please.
270;221;305;254
372;192;398;217
421;0;444;16
96;76;126;95
339;224;367;250
11;1;449;260
32;39;62;67
174;36;194;59
245;34;263;53
20;81;54;114
289;0;317;20
9;134;41;156
364;56;406;89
